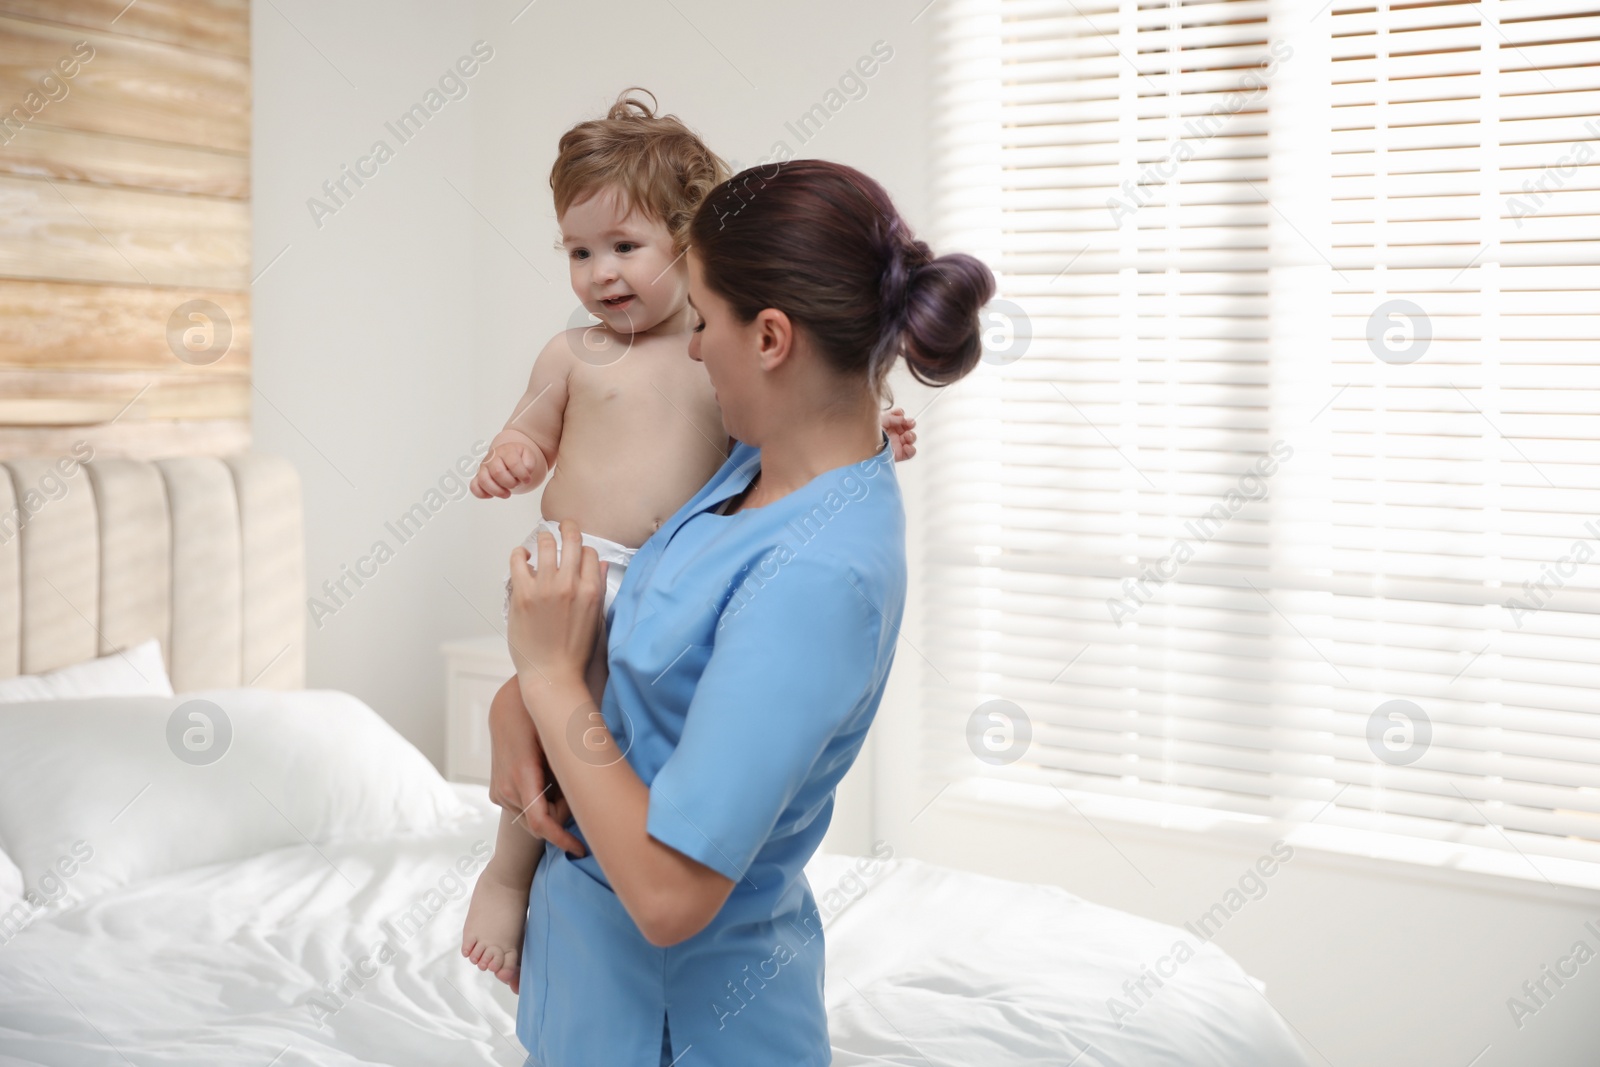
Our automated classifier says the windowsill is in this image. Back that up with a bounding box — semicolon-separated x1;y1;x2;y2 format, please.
935;777;1600;903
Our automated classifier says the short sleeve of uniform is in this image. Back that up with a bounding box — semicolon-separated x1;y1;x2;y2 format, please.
646;553;884;883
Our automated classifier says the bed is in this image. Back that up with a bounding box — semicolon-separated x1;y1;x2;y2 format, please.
0;454;1309;1066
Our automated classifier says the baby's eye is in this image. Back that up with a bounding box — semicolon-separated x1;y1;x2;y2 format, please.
570;249;588;260
693;319;705;333
616;242;636;253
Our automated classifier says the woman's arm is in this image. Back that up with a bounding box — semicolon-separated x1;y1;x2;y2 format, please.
528;681;735;946
505;525;734;947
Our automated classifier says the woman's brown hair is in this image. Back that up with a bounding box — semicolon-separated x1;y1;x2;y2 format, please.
688;159;995;394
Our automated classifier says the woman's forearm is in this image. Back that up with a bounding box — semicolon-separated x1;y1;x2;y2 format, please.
519;675;733;946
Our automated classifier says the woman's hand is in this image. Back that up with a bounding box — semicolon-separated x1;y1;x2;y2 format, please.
488;675;587;857
506;520;608;693
882;406;917;461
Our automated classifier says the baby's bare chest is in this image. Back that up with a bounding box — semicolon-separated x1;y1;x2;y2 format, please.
563;359;718;435
543;356;728;542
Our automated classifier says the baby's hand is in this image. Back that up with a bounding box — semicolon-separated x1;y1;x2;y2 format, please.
882;406;918;462
472;434;544;498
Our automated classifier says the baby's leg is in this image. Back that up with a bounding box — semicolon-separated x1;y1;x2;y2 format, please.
462;679;544;993
463;806;540;991
462;604;609;990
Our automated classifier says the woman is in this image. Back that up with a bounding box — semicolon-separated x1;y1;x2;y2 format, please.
496;159;994;1066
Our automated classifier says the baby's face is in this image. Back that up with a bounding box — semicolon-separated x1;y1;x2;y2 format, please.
560;186;688;337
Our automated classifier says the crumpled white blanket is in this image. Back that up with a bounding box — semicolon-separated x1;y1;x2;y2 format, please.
1;788;1305;1066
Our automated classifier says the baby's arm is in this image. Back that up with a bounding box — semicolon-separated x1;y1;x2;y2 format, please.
472;331;578;499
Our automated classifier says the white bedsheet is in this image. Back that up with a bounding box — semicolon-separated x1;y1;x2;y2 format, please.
808;853;1309;1067
0;785;518;1067
0;787;1306;1066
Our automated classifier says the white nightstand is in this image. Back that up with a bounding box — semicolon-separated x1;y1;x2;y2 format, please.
441;635;514;785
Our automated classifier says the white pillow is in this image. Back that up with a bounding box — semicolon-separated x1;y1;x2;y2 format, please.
0;689;475;907
0;638;174;703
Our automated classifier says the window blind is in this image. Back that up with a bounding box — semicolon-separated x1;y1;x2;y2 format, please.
923;0;1600;880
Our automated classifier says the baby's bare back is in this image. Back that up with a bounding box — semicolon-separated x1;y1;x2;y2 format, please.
541;330;729;548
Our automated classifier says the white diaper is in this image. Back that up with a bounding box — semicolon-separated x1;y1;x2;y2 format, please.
501;518;638;622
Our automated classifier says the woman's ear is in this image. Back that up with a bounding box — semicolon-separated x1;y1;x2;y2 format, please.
754;307;794;373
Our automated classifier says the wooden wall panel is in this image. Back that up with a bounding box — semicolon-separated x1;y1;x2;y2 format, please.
0;371;249;423
0;280;250;369
0;176;249;288
0;125;248;198
0;1;251;459
0;16;248;152
0;1;248;59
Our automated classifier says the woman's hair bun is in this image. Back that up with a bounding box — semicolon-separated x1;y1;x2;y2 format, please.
879;223;995;388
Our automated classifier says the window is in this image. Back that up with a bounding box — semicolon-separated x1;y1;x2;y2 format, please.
924;0;1600;886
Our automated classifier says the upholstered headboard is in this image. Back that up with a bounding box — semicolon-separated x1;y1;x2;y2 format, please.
0;454;304;690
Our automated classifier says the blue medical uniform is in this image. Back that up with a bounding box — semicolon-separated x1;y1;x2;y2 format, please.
516;434;906;1067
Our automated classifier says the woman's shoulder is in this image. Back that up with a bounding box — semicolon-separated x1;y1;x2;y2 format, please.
715;540;904;647
746;454;906;599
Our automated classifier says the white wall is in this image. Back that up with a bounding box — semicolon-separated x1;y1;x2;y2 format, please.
253;1;488;762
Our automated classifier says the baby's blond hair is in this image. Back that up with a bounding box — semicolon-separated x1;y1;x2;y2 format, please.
550;88;730;255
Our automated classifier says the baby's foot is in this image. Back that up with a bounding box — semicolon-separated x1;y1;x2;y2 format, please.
462;867;529;994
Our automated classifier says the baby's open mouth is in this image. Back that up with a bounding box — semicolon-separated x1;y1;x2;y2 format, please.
600;295;635;309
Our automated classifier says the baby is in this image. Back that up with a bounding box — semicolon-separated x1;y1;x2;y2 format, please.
460;90;915;991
